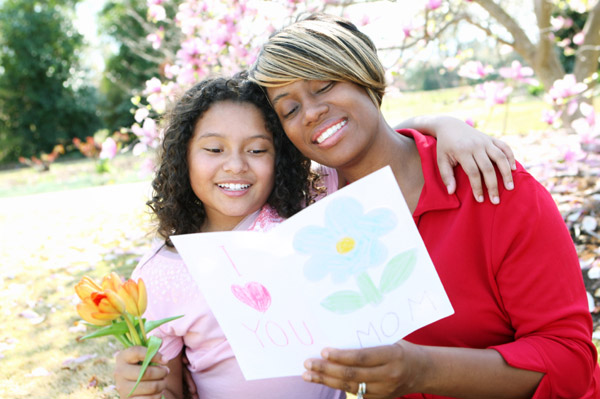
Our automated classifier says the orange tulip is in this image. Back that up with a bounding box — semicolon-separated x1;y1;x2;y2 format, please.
74;276;103;301
117;278;148;317
101;272;124;293
76;290;126;326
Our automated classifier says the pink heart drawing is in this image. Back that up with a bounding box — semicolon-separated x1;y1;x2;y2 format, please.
231;282;272;313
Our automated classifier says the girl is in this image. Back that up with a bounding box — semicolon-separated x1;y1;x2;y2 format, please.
114;72;515;399
249;13;600;399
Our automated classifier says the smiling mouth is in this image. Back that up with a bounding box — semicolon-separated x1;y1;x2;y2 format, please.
217;183;251;191
315;119;347;144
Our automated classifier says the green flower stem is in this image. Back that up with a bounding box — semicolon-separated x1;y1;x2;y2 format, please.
356;272;383;305
114;333;131;348
138;317;148;345
124;314;143;346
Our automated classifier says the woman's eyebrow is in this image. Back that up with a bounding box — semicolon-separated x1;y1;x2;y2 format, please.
270;92;289;107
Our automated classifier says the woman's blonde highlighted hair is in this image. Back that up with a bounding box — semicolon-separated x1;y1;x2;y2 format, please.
249;13;387;107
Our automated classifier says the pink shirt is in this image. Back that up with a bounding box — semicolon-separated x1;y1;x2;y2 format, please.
132;205;344;399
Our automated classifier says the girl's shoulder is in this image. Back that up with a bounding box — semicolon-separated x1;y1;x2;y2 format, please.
132;240;186;280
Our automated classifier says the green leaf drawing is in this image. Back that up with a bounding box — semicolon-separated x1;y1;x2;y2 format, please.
379;248;417;294
128;335;162;397
321;290;367;314
356;272;383;305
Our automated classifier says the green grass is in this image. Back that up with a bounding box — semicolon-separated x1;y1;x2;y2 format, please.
0;153;153;198
381;85;549;136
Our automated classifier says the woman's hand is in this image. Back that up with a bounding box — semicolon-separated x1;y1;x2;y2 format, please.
114;346;183;399
302;341;428;399
395;115;516;204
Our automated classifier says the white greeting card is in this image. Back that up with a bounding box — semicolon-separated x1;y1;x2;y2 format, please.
171;166;453;380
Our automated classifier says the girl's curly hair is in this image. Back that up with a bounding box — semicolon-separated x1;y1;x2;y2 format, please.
147;72;321;246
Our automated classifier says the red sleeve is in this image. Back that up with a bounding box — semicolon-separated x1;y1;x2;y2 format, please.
488;171;598;398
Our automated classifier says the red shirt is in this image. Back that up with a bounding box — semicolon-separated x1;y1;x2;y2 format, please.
399;130;600;398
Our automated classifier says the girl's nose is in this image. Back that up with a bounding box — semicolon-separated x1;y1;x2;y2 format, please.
223;152;248;174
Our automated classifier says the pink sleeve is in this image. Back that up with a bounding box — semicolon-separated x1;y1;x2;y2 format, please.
131;246;198;361
488;172;599;398
313;163;339;198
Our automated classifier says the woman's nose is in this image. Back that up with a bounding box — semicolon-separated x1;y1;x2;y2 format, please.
302;99;328;125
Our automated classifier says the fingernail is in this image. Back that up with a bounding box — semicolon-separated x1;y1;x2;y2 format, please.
511;163;517;170
491;196;500;205
321;349;330;359
304;359;312;369
446;185;453;195
302;372;313;382
476;195;484;203
506;181;514;190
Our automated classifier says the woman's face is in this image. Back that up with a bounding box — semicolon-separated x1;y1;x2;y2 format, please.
266;80;380;169
187;100;276;232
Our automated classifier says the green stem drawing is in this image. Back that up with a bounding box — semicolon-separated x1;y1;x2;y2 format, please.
355;271;383;305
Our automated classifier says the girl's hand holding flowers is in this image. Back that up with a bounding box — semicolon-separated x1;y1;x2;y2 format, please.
74;272;182;397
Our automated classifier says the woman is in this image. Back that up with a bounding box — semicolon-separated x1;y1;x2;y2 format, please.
249;13;600;399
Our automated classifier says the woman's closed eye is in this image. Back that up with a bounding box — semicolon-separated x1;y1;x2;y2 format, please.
283;105;298;119
203;148;222;153
316;81;334;93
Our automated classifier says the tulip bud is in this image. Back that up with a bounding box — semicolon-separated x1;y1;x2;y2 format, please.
74;276;102;301
118;279;148;317
102;272;124;293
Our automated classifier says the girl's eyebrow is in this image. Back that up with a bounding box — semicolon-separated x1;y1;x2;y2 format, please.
195;132;273;141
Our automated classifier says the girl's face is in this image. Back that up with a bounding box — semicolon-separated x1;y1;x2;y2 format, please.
187;101;276;232
266;80;380;169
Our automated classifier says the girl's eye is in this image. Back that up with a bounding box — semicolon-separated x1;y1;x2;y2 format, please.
249;149;267;154
203;148;222;153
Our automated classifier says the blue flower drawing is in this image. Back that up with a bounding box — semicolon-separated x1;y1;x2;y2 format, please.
294;196;417;314
294;196;396;283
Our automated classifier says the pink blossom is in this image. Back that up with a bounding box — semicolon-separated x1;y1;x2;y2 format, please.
146;28;164;50
148;4;166;22
139;157;156;178
144;77;162;95
548;75;587;103
580;102;596;126
134;108;150;123
132;118;159;151
99;138;117;160
443;57;460;71
427;0;443;10
458;61;494;80
465;117;475;127
498;60;538;85
474;81;513;107
541;109;561;125
573;31;585;46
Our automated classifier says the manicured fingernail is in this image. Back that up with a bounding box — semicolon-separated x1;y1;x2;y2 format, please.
321;349;330;359
302;372;313;382
511;163;517;170
476;195;484;203
506;181;514;190
446;185;453;195
491;196;500;205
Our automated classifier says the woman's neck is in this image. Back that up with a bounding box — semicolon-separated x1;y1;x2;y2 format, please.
337;122;424;213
